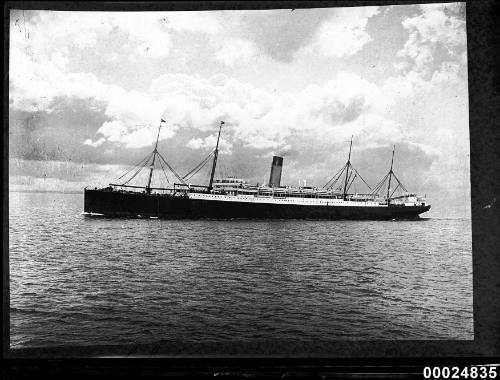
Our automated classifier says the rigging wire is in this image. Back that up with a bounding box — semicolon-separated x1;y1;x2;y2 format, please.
157;155;170;185
346;172;357;193
368;169;408;198
323;163;346;189
346;168;355;186
116;151;154;181
323;162;371;193
122;161;149;186
370;172;390;195
184;156;213;182
156;151;186;184
390;183;401;198
323;162;348;189
182;149;215;181
391;172;408;192
351;167;372;190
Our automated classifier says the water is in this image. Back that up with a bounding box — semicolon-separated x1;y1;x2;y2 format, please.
8;192;473;348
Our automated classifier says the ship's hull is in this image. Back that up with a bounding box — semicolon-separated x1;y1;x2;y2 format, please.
84;189;431;220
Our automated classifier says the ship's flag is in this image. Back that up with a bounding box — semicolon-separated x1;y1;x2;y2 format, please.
161;119;166;123
221;121;225;124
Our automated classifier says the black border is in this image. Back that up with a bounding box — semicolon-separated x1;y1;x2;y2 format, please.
3;0;500;377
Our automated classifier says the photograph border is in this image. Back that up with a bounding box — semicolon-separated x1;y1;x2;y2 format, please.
2;0;499;376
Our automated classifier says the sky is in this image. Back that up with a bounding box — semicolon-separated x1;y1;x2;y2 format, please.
9;3;470;217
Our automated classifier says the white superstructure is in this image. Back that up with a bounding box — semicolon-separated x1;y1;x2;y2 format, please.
187;177;427;208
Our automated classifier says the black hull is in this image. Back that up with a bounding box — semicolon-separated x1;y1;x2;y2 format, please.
84;189;431;220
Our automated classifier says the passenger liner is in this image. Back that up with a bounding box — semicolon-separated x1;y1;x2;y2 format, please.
84;120;430;219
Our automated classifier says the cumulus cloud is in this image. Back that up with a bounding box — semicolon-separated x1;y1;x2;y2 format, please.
9;10;225;70
84;137;106;148
217;9;333;62
116;13;174;59
383;3;466;102
10;30;408;155
151;70;398;152
299;6;379;58
186;135;232;154
215;38;257;67
8;6;470;215
162;11;222;34
396;2;466;74
403;3;466;47
9;7;457;158
10;26;172;149
431;61;463;84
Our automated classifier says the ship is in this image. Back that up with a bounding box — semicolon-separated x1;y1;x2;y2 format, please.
84;120;431;220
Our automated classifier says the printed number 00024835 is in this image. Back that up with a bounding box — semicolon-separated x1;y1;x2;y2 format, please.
423;367;498;379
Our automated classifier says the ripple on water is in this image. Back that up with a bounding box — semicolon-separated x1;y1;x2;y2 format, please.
8;192;473;348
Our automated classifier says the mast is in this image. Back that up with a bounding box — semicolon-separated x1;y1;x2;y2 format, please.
386;145;395;204
342;135;353;201
146;119;164;193
208;121;224;191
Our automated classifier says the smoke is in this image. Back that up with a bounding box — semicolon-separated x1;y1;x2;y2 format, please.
275;147;296;158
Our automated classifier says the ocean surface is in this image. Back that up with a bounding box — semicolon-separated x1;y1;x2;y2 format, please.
8;191;473;349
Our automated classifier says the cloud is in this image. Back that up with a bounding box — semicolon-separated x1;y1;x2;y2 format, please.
9;8;445;156
296;6;379;59
312;6;379;58
403;3;466;47
224;9;333;62
199;7;378;63
9;158;128;191
10;41;172;150
9;10;224;69
186;135;232;154
11;36;408;165
84;137;106;148
8;7;469;216
162;11;222;34
215;38;257;67
101;12;171;57
396;2;466;74
382;3;467;102
10;36;404;156
73;31;98;49
94;119;176;149
431;61;463;84
152;71;397;152
384;56;465;100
